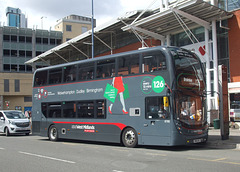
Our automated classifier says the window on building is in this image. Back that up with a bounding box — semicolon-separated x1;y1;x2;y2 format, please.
56;39;62;45
24;96;32;102
66;25;72;32
4;79;9;92
26;37;32;43
43;38;48;44
11;50;17;57
36;37;42;44
11;35;17;42
11;64;18;72
15;79;20;92
19;50;25;57
26;65;32;72
36;51;42;56
19;36;25;42
50;39;55;45
19;65;25;72
26;51;32;57
3;49;10;56
3;35;10;41
4;64;10;71
81;26;88;33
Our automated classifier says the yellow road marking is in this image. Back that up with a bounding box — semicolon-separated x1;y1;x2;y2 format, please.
188;157;240;165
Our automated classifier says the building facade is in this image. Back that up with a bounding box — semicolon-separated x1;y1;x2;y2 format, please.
0;26;62;111
55;15;96;42
6;7;27;28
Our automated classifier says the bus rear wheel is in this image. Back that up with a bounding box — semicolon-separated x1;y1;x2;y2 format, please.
49;125;58;141
122;128;138;148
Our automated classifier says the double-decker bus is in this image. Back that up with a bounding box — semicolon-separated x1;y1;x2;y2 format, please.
32;46;208;147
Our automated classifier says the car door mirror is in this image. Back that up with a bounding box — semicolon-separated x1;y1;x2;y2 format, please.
0;116;5;120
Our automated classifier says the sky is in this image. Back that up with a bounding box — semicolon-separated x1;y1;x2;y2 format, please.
0;0;161;30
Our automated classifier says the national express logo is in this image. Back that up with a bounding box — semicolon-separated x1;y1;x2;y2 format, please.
37;88;48;100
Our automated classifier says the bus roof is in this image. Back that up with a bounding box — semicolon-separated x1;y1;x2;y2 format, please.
34;46;191;73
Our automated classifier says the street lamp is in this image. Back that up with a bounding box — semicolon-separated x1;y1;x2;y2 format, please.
91;0;94;58
41;16;47;30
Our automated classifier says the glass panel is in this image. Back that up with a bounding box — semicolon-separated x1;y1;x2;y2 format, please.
49;68;62;84
78;63;94;81
63;65;77;82
76;101;94;118
142;51;166;73
34;70;48;86
62;102;76;118
145;96;170;119
96;59;115;78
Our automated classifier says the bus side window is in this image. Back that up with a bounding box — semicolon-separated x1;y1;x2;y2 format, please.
145;96;170;119
96;59;115;79
34;70;47;86
48;103;61;118
118;56;129;76
49;68;62;84
77;101;94;118
62;102;76;118
63;65;77;82
129;54;140;74
78;63;94;81
143;51;166;73
96;100;105;118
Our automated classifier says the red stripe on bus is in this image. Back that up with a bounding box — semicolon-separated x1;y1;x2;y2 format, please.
53;121;126;130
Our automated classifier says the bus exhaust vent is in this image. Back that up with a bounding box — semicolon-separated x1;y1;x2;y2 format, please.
129;108;141;116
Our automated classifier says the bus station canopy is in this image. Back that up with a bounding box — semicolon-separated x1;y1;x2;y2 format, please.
25;0;232;66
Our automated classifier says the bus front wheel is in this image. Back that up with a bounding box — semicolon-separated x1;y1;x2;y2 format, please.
122;128;138;148
49;125;58;141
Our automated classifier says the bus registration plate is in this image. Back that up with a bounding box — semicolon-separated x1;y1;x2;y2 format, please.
193;138;203;143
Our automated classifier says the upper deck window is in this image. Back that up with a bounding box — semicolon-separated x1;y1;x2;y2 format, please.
64;65;77;82
96;59;115;78
34;70;48;87
118;54;139;76
49;68;62;84
78;62;94;81
142;51;166;73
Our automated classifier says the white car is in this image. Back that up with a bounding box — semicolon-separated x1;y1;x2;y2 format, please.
0;110;31;136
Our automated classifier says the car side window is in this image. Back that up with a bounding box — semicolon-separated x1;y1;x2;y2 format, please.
0;112;4;118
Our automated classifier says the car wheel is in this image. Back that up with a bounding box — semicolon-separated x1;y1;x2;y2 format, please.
122;128;138;148
49;125;58;141
5;127;10;137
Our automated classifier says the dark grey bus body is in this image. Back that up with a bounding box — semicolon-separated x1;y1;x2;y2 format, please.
32;46;208;147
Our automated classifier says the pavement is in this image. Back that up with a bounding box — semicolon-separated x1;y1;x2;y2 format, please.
207;127;240;149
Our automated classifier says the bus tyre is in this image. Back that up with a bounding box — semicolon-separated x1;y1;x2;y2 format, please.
122;128;138;148
5;127;10;137
49;125;58;141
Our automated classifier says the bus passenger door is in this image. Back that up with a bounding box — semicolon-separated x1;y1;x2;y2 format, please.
142;96;171;145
